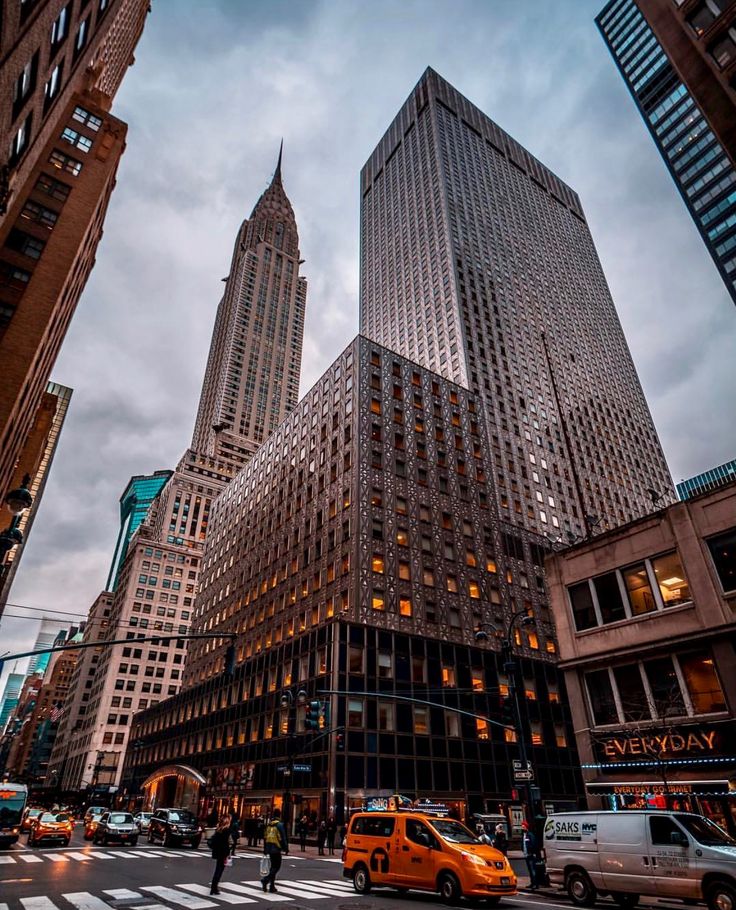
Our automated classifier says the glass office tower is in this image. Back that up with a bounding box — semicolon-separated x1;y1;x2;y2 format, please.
597;0;736;306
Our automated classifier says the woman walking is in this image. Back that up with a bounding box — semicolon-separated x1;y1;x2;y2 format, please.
209;818;231;895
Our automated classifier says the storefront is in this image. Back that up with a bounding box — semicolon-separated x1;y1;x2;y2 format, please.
141;764;206;813
585;720;736;834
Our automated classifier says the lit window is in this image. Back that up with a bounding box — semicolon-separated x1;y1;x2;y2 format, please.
468;580;480;599
371;554;384;574
476;718;490;740
399;597;412;617
413;706;429;734
442;666;456;687
651;552;691;606
371;590;385;611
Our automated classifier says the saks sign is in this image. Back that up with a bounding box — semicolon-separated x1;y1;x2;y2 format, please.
599;728;719;762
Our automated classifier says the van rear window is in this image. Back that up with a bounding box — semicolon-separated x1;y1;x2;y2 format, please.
351;816;395;837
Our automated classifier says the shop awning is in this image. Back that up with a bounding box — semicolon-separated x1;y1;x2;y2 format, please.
142;764;206;789
587;779;729;795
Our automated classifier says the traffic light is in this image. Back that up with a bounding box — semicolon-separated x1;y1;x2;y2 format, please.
306;700;320;729
319;701;329;729
335;732;344;751
501;695;516;729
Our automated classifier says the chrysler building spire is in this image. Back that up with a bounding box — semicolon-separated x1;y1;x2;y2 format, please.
192;154;307;468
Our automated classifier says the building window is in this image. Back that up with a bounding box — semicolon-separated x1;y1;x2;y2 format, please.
555;724;567;748
585;669;618;726
348;698;364;727
49;149;82;176
5;229;44;260
679;650;726;714
61;127;93;153
412;656;426;683
50;3;70;48
708;527;736;593
622;562;657;616
35;173;71;201
442;666;456;687
378;701;394;731
476;718;489;740
651;552;690;606
44;63;64;108
9;114;32;165
446;712;460;737
371;590;385;611
377;651;393;679
593;572;626;624
20;200;58;229
612;664;651;722
371;553;384;574
348;646;363;674
399;596;412;617
414;706;429;734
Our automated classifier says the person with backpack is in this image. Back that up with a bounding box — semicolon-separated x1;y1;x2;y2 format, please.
209;817;231;895
261;809;288;893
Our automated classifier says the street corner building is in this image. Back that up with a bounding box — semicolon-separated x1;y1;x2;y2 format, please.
121;336;581;828
544;480;736;832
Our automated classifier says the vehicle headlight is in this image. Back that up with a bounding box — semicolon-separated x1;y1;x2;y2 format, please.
462;851;487;866
12;828;19;834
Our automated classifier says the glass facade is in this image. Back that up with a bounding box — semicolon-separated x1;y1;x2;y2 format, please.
677;458;736;499
597;0;736;305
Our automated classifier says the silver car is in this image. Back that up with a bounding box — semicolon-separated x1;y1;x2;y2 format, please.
134;812;152;833
93;811;139;846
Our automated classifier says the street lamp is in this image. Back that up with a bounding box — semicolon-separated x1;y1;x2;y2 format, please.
0;474;33;578
475;608;537;823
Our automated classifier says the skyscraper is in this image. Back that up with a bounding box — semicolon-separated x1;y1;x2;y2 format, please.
0;671;24;735
0;0;150;540
597;0;736;306
106;470;173;591
360;67;674;547
192;146;308;470
677;457;736;500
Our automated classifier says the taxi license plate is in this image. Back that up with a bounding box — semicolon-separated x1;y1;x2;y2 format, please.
501;877;510;885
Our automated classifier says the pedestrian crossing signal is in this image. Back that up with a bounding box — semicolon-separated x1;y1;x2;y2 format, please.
319;701;329;729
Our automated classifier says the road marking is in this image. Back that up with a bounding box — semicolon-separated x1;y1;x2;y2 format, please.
106;851;136;858
45;854;70;862
0;855;16;863
315;881;353;890
21;899;62;910
219;884;290;902
176;884;255;904
65;852;92;861
141;886;217;909
253;883;331;900
289;882;356;897
63;893;115;910
18;855;43;863
102;891;141;900
88;852;115;859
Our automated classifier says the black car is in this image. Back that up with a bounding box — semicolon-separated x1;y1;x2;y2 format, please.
93;811;139;846
148;808;202;848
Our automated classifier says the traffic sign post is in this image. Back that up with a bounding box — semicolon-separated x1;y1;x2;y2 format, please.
513;759;534;782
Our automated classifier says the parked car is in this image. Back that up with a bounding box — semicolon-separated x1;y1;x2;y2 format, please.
93;811;138;846
84;808;106;840
21;807;44;832
148;808;202;848
28;812;73;847
134;812;153;833
545;810;736;910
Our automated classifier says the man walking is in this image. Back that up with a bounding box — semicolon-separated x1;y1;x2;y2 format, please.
261;809;288;893
522;821;540;891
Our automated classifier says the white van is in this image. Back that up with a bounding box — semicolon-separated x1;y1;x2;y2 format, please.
544;811;736;910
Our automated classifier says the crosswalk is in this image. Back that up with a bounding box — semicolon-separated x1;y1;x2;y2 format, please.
2;878;356;910
0;848;214;866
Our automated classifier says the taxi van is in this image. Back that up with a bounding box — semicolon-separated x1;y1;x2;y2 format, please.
343;809;517;904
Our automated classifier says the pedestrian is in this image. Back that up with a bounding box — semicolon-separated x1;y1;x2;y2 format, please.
326;816;337;855
522;821;541;891
256;816;265;846
229;812;240;857
261;809;288;893
339;823;348;847
209;817;231;895
317;819;327;856
476;824;492;845
492;823;509;856
298;814;308;852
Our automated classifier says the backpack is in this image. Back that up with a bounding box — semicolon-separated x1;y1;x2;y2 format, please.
265;822;282;848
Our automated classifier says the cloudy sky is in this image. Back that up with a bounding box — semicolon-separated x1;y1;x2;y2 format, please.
2;0;735;684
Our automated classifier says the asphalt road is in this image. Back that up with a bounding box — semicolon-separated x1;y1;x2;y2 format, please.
0;826;707;910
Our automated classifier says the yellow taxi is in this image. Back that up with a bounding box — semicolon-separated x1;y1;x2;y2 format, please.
21;807;43;832
343;810;517;904
28;811;73;847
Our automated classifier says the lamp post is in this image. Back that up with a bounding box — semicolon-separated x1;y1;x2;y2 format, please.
0;474;33;609
279;688;307;832
475;607;538;824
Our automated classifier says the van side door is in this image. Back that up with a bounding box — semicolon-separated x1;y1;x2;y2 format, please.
598;813;655;896
397;818;438;889
647;816;699;899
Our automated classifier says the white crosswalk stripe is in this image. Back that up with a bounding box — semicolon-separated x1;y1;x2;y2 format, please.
102;890;141;900
314;881;353;891
62;893;114;910
87;852;114;859
286;882;354;897
103;851;132;858
176;885;255;905
0;855;15;863
45;854;69;862
18;855;43;863
244;883;328;900
64;852;91;861
20;899;61;910
1;902;8;910
218;884;289;903
140;886;217;909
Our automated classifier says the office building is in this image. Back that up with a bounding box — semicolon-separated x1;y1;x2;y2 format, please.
545;481;736;830
0;0;150;559
360;66;674;551
191;146;308;470
28;618;72;675
597;0;736;305
106;471;173;591
123;338;580;827
0;671;24;734
677;457;736;499
0;381;72;606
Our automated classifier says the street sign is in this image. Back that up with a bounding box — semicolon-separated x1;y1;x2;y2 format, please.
277;765;291;774
512;759;534;782
293;763;312;772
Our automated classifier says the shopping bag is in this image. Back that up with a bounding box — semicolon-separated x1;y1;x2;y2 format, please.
225;856;233;868
260;855;271;877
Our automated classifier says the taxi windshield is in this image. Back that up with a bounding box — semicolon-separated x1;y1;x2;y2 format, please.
431;819;479;845
676;815;736;847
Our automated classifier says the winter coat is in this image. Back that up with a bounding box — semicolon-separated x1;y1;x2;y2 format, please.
210;829;231;860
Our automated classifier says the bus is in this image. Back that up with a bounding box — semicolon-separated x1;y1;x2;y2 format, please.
0;783;29;847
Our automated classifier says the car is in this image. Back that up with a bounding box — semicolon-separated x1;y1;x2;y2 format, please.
84;806;107;825
21;807;43;832
343;809;517;904
148;808;202;848
134;812;153;833
28;812;73;847
93;811;138;846
84;809;106;840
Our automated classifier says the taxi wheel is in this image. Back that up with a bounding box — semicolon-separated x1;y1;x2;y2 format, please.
707;880;736;910
352;864;372;894
438;872;461;905
566;869;597;908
